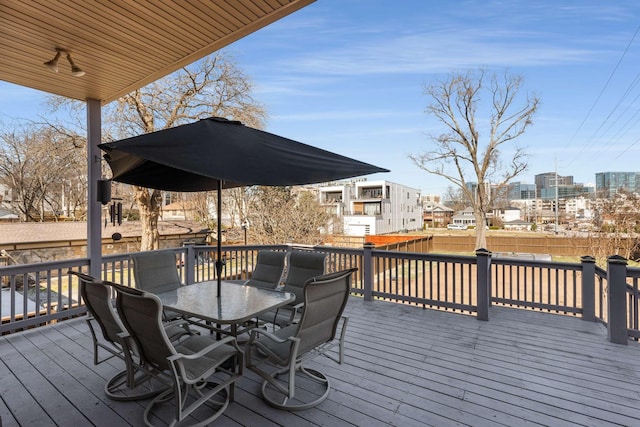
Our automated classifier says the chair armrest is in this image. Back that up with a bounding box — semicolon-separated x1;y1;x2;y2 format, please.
273;302;304;326
248;327;293;345
163;319;194;341
116;330;136;355
167;335;238;362
164;318;190;328
246;328;300;369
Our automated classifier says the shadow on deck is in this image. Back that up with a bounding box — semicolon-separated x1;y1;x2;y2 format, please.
1;297;639;426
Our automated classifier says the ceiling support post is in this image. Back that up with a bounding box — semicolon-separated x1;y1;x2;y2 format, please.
87;98;102;278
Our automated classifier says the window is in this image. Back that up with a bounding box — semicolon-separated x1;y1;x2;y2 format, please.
364;202;381;215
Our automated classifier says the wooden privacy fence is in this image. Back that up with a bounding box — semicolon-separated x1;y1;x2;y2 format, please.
430;234;593;256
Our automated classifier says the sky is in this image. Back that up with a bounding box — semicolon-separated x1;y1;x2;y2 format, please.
1;0;640;196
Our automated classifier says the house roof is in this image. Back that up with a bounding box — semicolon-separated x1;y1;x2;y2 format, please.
0;209;18;219
431;203;454;212
0;0;315;104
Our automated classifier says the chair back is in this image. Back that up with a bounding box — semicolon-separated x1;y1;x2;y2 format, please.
282;251;326;303
70;271;125;345
131;251;182;293
246;250;287;289
114;284;175;371
294;268;355;356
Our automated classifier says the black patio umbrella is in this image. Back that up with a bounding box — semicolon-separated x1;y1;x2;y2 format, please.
98;117;388;295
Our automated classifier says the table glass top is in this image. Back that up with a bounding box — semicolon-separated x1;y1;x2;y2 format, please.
154;280;294;324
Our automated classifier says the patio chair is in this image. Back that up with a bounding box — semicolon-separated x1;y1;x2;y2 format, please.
244;250;287;289
246;268;356;410
68;270;191;401
131;251;184;321
114;282;243;427
257;251;327;329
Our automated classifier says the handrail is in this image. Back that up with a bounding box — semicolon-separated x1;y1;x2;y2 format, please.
1;244;639;342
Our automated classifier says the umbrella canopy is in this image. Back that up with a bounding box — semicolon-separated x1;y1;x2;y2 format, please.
99;117;388;295
99;117;388;191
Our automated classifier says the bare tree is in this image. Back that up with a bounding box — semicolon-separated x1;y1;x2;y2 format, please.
102;52;266;250
249;186;329;245
0;123;86;221
442;185;468;212
410;70;539;249
588;191;640;263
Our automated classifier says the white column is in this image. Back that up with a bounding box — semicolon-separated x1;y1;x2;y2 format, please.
87;99;102;278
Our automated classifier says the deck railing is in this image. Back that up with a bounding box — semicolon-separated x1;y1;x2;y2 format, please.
0;245;638;343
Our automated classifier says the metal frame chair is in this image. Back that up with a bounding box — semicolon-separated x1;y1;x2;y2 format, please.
114;282;243;427
131;251;184;321
68;270;190;401
246;268;356;410
244;250;287;289
257;251;327;329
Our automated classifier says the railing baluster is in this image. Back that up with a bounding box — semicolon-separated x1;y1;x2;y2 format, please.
1;242;638;340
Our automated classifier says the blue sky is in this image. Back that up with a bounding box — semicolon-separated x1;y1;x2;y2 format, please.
2;0;640;196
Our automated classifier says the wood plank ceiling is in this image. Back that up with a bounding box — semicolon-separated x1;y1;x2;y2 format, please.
0;0;315;104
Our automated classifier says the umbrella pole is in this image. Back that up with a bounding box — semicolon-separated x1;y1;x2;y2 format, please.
216;180;223;296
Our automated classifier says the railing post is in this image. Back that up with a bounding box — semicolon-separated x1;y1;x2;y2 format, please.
363;242;375;301
580;255;596;322
475;248;491;321
607;255;628;345
185;245;195;285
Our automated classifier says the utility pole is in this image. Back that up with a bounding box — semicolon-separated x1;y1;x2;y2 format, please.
555;157;559;234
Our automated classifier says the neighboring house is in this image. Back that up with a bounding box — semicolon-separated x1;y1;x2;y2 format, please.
0;208;18;222
493;207;521;223
336;180;421;236
0;184;17;222
451;207;478;228
0;183;11;204
161;201;198;221
422;202;454;228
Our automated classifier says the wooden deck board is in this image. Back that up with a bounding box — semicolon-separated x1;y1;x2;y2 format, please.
1;297;640;426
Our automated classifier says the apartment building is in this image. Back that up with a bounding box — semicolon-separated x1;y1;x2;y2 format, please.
319;180;421;236
595;172;640;197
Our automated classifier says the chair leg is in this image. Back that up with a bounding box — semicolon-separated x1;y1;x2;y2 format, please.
260;364;331;410
142;365;239;426
104;367;168;402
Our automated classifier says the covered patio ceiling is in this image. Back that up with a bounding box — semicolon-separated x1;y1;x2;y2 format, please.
0;0;315;103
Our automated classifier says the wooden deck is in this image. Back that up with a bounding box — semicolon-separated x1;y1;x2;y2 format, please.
1;297;640;426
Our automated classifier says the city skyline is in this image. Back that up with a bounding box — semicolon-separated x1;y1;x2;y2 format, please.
1;1;640;196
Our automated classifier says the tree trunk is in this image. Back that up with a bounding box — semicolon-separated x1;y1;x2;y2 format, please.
474;210;487;250
135;187;161;250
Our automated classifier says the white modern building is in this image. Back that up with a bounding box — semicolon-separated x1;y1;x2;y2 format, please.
319;180;421;236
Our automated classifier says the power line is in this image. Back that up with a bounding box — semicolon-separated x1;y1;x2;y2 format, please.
565;24;640;168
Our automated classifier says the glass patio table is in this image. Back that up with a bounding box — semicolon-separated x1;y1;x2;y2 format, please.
154;280;294;336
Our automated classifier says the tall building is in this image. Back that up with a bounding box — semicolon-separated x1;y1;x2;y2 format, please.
534;172;593;200
595;172;640;197
535;172;573;196
507;182;536;200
